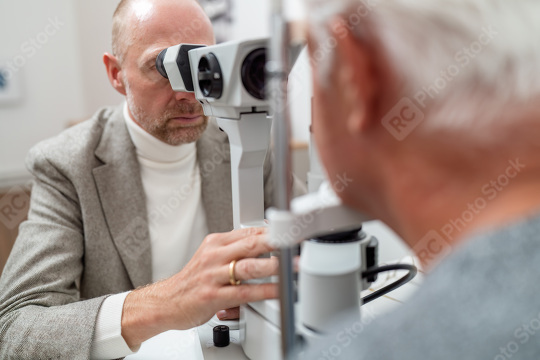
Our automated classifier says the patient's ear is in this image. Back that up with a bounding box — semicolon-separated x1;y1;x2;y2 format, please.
103;53;127;96
330;18;380;136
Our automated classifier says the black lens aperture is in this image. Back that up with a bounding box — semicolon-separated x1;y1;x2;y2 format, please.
241;48;266;100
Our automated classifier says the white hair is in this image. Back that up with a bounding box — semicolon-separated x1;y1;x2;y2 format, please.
306;0;540;135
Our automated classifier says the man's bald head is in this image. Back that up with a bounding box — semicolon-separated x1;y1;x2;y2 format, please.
111;0;207;63
104;0;214;145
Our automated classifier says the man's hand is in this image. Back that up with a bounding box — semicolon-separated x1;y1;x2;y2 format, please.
120;227;278;349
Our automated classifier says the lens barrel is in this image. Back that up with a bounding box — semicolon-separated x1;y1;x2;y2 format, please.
241;48;266;100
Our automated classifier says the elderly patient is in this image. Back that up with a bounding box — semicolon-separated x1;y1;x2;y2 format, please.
305;0;540;358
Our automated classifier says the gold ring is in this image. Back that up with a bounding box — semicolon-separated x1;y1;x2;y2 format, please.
229;260;241;286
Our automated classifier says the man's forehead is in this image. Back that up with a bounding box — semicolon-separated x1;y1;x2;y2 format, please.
134;27;214;66
125;0;214;51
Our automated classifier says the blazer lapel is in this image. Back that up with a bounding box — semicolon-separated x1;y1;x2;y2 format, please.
92;107;152;288
196;119;234;234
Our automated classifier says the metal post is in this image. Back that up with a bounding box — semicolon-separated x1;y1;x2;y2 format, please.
268;0;297;358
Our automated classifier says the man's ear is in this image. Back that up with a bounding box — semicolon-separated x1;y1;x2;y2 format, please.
103;53;127;96
330;18;379;135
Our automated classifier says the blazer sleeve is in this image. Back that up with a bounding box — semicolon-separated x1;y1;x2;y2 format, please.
0;145;107;360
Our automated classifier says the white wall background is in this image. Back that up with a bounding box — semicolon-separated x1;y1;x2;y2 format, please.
0;1;87;185
74;1;125;116
0;0;124;187
0;0;411;261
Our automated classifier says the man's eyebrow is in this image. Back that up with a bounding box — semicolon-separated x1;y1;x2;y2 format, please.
141;50;162;67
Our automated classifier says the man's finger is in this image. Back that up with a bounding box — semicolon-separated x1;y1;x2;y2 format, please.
215;227;268;246
233;257;279;282
225;233;275;260
216;307;240;320
219;257;278;285
217;283;279;307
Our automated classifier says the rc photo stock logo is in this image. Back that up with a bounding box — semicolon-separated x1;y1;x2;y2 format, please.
2;17;64;81
414;230;452;269
381;25;498;141
494;310;540;360
269;173;354;248
414;158;525;268
316;307;379;360
0;186;31;230
118;216;151;259
381;97;425;141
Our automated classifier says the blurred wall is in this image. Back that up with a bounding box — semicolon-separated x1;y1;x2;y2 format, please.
0;1;88;187
74;1;125;116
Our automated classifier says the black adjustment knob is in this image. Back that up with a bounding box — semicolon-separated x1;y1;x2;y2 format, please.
213;325;230;347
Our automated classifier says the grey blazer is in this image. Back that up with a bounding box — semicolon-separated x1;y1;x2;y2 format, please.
0;106;276;359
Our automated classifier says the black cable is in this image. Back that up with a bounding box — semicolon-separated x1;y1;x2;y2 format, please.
360;264;417;305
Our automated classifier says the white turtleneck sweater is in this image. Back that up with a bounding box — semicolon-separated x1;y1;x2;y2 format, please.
90;103;209;359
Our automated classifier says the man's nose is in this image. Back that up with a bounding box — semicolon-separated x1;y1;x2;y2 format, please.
175;91;197;102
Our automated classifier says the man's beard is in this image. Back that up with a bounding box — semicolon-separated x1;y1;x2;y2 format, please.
127;96;209;146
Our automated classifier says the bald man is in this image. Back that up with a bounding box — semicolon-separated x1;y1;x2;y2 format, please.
304;0;540;358
0;1;282;359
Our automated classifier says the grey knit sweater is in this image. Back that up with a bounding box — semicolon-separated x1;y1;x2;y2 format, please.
306;212;540;359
